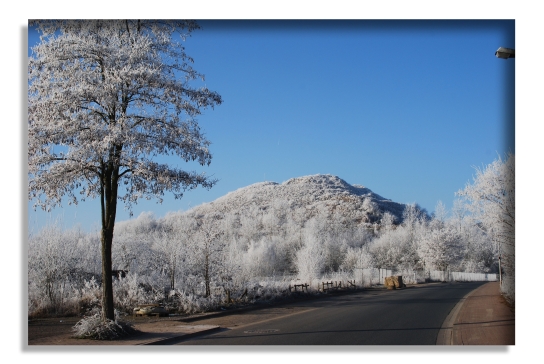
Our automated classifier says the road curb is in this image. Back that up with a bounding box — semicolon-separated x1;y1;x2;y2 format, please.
436;284;478;345
138;325;222;345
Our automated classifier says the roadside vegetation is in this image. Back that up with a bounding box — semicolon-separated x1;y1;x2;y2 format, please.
28;153;515;320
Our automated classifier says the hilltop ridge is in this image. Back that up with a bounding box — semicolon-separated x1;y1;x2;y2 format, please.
185;174;408;225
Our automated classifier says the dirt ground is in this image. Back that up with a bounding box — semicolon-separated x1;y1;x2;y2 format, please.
27;304;316;345
28;315;181;342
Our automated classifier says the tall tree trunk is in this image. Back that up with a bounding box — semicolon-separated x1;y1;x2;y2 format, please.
170;256;175;291
204;252;210;297
101;226;115;321
100;162;119;322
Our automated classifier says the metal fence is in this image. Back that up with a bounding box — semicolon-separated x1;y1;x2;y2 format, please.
449;271;497;282
253;269;497;290
358;268;393;287
428;270;497;283
357;268;497;287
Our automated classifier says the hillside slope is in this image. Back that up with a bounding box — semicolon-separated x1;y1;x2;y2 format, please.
186;174;408;226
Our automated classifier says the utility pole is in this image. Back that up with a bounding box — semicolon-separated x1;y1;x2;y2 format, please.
498;255;502;285
493;45;513;287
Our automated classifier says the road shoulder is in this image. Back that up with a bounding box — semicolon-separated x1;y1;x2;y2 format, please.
452;281;515;345
437;281;515;345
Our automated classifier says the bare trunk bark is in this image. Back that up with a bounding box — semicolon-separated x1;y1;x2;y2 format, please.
204;253;210;297
100;160;119;322
170;256;175;291
101;226;115;321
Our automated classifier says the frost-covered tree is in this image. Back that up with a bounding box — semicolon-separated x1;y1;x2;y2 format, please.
457;153;515;301
294;233;326;284
340;246;373;273
28;223;89;315
293;223;328;285
191;214;225;297
161;213;198;290
112;211;157;273
449;200;496;273
418;202;462;272
28;20;222;321
418;223;462;271
151;229;183;291
401;203;427;268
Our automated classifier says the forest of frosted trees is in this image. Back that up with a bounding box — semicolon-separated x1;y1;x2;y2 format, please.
27;154;514;318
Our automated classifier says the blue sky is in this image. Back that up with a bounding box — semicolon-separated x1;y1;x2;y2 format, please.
9;3;544;362
27;20;515;233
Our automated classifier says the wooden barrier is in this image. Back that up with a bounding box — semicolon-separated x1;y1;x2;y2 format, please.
289;283;309;293
289;280;357;294
321;280;354;292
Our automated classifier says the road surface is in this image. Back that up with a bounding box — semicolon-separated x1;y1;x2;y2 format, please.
172;281;485;345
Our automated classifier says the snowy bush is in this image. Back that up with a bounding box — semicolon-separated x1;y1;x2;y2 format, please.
340;246;373;273
112;273;158;314
28;223;98;317
76;277;101;315
72;308;137;340
294;234;326;283
170;290;224;314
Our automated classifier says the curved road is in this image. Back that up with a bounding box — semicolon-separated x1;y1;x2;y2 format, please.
174;281;485;345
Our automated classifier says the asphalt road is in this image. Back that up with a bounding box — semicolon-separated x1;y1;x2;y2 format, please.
174;282;485;345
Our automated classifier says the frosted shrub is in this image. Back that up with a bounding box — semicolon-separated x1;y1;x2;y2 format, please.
28;223;89;317
28;278;80;318
77;277;101;315
112;273;155;314
340;246;373;273
253;279;292;299
243;239;283;277
72;308;137;340
171;290;223;314
295;233;326;283
170;277;295;314
418;220;462;271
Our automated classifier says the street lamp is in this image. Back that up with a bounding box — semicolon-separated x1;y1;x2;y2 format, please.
495;47;515;59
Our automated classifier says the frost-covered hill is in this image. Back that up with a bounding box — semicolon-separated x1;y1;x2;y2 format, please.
185;174;408;226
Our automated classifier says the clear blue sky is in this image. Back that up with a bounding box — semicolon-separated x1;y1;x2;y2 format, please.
27;20;515;233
